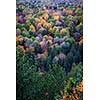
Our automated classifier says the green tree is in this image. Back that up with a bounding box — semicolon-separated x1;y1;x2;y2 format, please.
16;48;66;100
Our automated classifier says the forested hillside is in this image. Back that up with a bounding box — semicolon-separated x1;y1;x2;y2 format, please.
16;0;83;99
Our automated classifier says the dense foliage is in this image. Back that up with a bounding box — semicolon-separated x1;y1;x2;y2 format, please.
16;0;83;100
56;63;83;100
17;47;67;100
